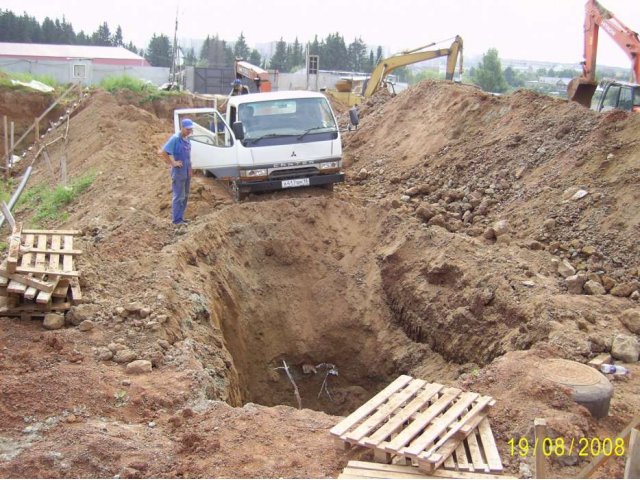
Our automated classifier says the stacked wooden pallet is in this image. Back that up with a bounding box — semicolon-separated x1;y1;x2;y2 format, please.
331;375;504;476
0;223;82;319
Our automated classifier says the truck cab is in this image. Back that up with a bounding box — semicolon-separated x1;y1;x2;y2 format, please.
174;91;344;201
592;80;640;113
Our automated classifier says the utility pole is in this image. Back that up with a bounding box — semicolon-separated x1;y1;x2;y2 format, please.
171;7;179;87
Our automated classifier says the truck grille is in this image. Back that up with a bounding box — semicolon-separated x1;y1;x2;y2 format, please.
269;167;319;180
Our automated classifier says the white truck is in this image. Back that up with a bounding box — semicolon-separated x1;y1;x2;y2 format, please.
174;91;345;201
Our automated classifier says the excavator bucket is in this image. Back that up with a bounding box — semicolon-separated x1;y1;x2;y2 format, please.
567;77;598;108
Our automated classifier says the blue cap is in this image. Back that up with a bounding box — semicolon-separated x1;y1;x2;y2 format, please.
232;79;242;86
181;118;194;129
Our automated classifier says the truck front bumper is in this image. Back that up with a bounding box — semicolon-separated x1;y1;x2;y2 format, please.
238;173;345;193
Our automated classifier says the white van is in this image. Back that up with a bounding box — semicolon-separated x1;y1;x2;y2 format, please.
174;91;344;201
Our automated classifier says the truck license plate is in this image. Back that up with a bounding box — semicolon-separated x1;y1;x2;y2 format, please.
282;178;310;188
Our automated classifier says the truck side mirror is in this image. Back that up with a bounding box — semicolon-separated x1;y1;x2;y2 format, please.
232;121;245;140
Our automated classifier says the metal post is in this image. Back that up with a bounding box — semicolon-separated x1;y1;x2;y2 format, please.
3;116;7;172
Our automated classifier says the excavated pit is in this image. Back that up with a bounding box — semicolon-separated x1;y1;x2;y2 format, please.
172;197;414;415
169;194;555;414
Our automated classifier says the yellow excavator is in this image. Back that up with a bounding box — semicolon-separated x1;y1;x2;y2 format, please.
326;36;463;107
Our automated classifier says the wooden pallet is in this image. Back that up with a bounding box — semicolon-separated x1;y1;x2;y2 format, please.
330;375;497;474
0;226;82;317
338;460;515;479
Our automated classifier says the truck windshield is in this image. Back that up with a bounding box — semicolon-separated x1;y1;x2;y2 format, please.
239;98;337;141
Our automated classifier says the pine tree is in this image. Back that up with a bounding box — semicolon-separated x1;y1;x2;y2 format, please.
92;21;112;46
269;38;288;71
145;33;172;67
233;32;250;60
249;49;261;67
112;25;124;46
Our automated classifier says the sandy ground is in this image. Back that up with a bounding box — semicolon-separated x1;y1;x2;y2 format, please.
0;81;638;478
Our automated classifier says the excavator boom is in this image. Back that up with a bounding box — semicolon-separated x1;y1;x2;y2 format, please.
569;0;640;107
363;36;463;99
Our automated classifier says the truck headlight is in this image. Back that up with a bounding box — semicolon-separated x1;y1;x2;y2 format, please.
320;161;340;170
240;169;268;177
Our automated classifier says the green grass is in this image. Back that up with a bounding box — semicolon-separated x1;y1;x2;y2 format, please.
99;74;180;103
0;70;60;89
16;172;96;226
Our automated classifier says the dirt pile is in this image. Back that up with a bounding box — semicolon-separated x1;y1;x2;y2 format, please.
0;81;638;478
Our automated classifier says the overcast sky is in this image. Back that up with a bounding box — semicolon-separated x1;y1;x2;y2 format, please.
4;0;640;69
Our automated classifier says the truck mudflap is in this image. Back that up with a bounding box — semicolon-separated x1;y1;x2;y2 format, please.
238;173;345;193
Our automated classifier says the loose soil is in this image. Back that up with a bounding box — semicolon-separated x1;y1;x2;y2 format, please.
0;82;638;478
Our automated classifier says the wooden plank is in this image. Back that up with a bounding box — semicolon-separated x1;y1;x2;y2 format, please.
330;375;414;437
625;428;640;479
7;280;27;295
36;289;52;305
0;301;70;314
69;277;82;305
466;431;489;473
19;247;83;255
22;229;81;235
342;467;422;479
402;392;479;457
0;271;56;293
7;222;23;273
0;274;8;287
588;353;612;369
534;418;547;479
21;234;37;300
53;279;70;298
50;235;62;271
478;418;503;472
13;266;79;277
62;235;74;272
346;379;427;443
383;388;462;452
34;234;48;272
345;461;514;480
444;454;456;470
364;383;444;447
455;441;471;471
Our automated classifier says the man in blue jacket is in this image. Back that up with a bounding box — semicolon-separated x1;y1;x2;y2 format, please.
160;118;193;225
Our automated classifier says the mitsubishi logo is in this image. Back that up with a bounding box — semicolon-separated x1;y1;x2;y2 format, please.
291;151;297;157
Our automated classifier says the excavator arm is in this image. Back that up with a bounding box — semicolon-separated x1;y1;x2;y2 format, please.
568;0;640;107
363;36;463;99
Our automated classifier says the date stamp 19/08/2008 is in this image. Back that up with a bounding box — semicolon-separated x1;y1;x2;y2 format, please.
508;437;626;458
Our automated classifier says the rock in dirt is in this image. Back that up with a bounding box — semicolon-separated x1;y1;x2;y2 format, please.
113;349;137;364
620;309;640;334
611;281;640;298
611;334;640;363
95;347;113;361
78;320;95;332
43;314;65;330
124;302;144;314
557;259;577;278
492;220;510;237
66;304;99;326
566;273;587;294
125;360;152;374
584;280;606;295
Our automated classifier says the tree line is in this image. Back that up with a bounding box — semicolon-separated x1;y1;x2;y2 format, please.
0;10;141;56
0;10;384;73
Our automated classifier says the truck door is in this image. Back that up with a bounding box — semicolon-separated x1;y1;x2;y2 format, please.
173;108;238;179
